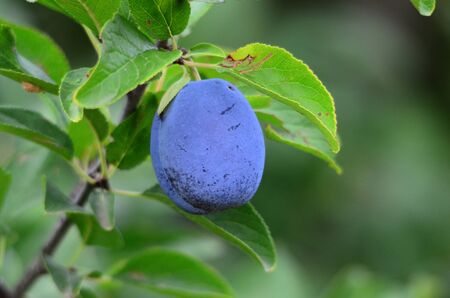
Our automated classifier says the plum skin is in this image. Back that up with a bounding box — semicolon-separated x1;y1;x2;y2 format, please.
150;78;265;214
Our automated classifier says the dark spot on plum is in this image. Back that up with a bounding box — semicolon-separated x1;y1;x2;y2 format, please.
228;123;241;131
177;144;187;152
220;103;236;115
224;174;230;179
227;85;235;91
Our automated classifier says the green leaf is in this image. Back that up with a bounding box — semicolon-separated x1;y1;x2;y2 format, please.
147;64;185;93
0;21;70;94
106;94;157;170
119;0;131;20
35;0;121;35
79;288;98;298
0;168;11;213
0;20;69;83
110;248;233;298
59;68;88;122
222;43;340;153
141;186;276;272
43;256;83;296
42;177;86;214
89;188;115;231
68;213;124;248
157;67;190;115
68;118;96;159
84;109;109;142
129;0;191;41
248;96;341;174
191;0;224;3
190;43;226;59
0;107;74;159
410;0;436;16
74;16;182;108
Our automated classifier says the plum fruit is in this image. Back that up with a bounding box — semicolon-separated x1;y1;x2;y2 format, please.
150;78;265;214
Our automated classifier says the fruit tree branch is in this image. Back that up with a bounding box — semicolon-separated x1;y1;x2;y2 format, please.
0;280;12;298
11;85;146;298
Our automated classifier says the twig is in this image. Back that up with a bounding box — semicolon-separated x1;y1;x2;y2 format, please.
0;280;12;298
183;60;218;70
122;84;147;120
11;87;145;298
186;58;202;81
12;176;94;298
155;68;167;92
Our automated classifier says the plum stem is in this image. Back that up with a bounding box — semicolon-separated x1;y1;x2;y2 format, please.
185;59;202;81
171;36;178;50
110;188;144;199
155;68;167;92
70;158;97;184
183;60;219;70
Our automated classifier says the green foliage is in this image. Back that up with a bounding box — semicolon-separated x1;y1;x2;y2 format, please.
68;213;124;248
74;16;182;108
410;0;436;16
0;21;70;93
248;96;342;173
0;167;11;213
43;256;83;296
142;186;276;272
109;248;233;297
79;288;99;298
0;1;347;297
157;67;190;115
36;0;121;35
43;177;86;214
0;107;73;159
129;0;191;41
59;68;89;122
223;43;340;153
106;94;158;169
190;43;226;60
89;188;116;231
84;109;110;142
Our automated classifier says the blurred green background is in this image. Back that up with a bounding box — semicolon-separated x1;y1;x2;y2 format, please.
0;0;449;297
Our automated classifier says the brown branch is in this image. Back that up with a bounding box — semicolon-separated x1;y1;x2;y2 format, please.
11;87;146;298
0;280;12;298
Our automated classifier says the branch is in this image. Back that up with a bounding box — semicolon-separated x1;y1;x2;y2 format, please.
122;84;147;120
0;280;12;298
13;182;94;297
11;87;146;298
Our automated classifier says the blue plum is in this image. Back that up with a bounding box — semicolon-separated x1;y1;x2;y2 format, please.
150;78;265;214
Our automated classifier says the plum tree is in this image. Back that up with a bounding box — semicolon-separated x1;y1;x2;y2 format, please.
151;79;265;214
0;0;357;294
